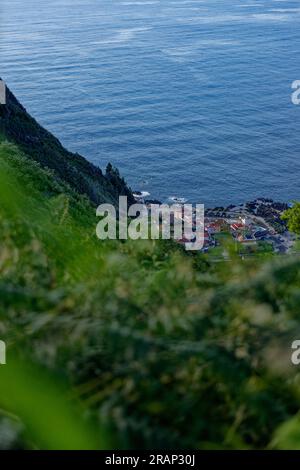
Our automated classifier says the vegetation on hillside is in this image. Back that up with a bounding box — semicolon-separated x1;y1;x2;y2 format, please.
1;134;300;449
282;203;300;235
0;84;135;206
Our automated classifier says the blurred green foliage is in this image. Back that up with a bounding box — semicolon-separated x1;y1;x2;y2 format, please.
1;137;300;449
0;355;108;449
282;203;300;235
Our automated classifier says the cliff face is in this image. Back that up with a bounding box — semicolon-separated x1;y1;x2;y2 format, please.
0;83;135;206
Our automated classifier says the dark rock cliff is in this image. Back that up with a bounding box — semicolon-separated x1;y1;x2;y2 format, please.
0;82;135;206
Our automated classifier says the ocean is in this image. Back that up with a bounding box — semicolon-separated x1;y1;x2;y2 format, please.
1;0;300;206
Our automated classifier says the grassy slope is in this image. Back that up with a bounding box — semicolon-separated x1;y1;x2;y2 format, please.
0;84;135;206
1;137;300;449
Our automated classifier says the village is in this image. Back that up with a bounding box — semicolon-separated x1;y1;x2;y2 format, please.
136;194;296;256
201;198;295;256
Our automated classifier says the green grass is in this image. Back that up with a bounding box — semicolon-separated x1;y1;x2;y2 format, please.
1;137;300;449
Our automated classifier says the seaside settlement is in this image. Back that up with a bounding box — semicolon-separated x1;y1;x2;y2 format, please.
134;193;295;257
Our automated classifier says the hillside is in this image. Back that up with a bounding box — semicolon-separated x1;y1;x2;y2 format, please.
0;91;300;450
0;83;135;206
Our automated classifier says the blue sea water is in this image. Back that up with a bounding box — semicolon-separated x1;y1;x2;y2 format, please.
1;0;300;206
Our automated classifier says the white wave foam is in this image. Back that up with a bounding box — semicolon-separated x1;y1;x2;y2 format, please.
134;191;151;198
168;196;188;204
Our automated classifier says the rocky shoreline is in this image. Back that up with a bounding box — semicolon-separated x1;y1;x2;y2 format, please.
204;198;290;235
134;192;290;233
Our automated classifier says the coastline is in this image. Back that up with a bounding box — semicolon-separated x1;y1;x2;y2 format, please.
133;192;295;255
